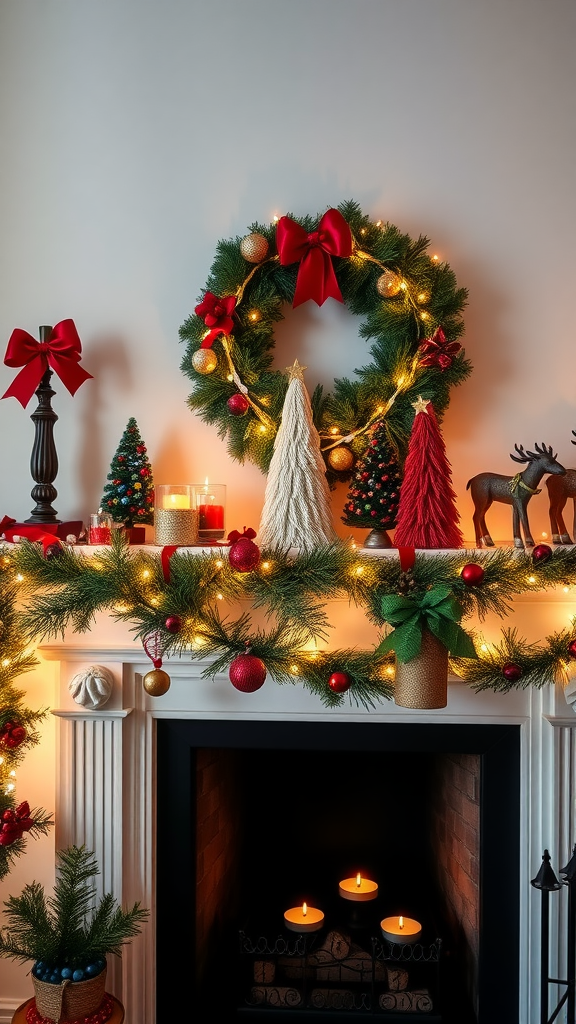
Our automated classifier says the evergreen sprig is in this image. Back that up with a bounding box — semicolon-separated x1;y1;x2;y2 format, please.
452;625;576;693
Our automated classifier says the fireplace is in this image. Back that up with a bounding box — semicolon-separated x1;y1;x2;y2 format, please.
156;720;520;1023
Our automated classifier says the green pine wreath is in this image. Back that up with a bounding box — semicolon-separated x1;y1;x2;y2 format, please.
180;200;471;479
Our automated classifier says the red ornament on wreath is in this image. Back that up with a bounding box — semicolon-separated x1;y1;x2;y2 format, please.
328;671;352;693
532;543;552;564
228;527;260;572
165;615;182;634
227;393;250;416
568;639;576;660
0;721;26;749
502;662;523;683
229;652;267;692
460;563;485;587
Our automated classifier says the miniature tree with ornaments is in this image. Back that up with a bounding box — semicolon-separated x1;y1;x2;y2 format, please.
393;396;463;549
341;420;402;547
100;419;154;530
259;360;336;554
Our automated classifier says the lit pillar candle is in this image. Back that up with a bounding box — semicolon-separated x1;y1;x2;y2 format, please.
154;485;198;545
195;479;226;539
283;902;324;933
380;915;422;944
163;493;190;510
339;873;378;902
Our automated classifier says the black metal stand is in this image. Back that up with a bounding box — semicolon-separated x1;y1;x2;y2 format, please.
532;847;575;1024
25;326;60;525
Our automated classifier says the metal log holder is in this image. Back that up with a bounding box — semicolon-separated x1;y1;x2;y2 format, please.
531;847;576;1024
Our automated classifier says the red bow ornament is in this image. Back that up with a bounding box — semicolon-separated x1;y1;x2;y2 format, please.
418;327;462;371
195;292;237;349
2;319;93;408
0;802;34;847
276;209;352;307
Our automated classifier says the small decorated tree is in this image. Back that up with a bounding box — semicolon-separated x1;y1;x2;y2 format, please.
341;420;402;546
393;396;463;549
101;419;154;529
259;360;336;553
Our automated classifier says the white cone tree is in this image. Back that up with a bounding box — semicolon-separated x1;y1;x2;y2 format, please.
259;360;336;553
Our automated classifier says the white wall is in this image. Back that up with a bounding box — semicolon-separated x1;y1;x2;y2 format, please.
0;0;575;1008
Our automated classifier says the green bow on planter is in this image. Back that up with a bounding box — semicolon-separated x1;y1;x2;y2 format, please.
376;586;477;663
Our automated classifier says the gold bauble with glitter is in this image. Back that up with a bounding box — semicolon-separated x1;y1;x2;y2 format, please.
143;668;171;696
328;446;354;472
377;270;402;298
240;233;269;263
192;348;218;375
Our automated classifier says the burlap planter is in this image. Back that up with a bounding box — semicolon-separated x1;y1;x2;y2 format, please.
32;967;107;1023
394;628;448;709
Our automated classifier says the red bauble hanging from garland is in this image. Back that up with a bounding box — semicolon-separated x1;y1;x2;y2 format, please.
502;662;523;683
229;652;267;692
328;671;352;693
460;563;485;587
228;528;260;572
532;544;552;564
165;615;182;634
0;721;27;749
568;639;576;660
227;393;250;416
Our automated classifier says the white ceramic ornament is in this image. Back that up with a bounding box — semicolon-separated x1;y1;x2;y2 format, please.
68;665;114;709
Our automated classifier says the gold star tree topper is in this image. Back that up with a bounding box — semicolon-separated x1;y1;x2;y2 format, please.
412;395;431;415
286;358;308;381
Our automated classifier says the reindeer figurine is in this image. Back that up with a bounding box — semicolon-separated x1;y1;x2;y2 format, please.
467;443;565;548
547;430;576;544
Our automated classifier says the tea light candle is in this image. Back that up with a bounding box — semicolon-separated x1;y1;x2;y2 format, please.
339;873;378;902
284;902;324;933
380;915;422;944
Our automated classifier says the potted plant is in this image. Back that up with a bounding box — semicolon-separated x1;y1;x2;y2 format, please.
0;845;148;1023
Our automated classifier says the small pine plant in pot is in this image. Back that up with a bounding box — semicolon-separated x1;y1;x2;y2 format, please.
0;845;148;1023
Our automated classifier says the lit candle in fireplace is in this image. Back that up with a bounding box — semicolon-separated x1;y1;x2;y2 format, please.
338;873;378;902
284;902;324;933
380;915;422;944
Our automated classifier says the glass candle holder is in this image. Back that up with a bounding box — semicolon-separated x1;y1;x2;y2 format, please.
88;512;112;545
193;482;226;541
154;485;198;546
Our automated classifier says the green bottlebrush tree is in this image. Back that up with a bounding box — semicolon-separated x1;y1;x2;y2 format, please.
100;418;154;528
341;420;402;543
0;556;52;879
0;845;148;972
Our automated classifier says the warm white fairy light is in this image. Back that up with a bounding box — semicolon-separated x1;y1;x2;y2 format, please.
217;593;223;600
262;561;271;571
528;576;536;584
1;659;10;668
227;373;234;382
15;574;24;583
215;559;224;569
142;570;150;579
5;783;15;794
290;664;300;674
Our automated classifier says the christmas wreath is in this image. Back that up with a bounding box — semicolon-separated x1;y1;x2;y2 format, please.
180;201;471;484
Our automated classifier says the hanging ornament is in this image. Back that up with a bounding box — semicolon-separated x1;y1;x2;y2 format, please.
229;652;267;692
165;615;183;634
460;563;485;586
376;270;402;298
502;662;523;683
532;543;552;564
327;446;354;472
228;528;260;572
142;631;170;696
328;671;352;693
192;348;218;375
240;232;269;263
227;393;250;416
0;721;27;748
568;639;576;660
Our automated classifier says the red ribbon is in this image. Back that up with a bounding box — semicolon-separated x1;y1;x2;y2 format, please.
194;292;237;349
227;527;256;544
0;516;62;556
161;545;179;582
397;547;416;572
2;319;92;408
418;327;462;371
276;209;352;307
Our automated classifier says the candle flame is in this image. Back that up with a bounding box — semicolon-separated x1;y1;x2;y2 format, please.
302;902;307;917
356;873;361;887
399;916;404;929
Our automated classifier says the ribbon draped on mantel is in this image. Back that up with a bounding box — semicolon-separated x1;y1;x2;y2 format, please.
276;208;353;307
376;585;478;663
2;319;92;408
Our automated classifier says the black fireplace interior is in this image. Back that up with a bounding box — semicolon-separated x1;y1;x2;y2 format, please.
157;721;520;1024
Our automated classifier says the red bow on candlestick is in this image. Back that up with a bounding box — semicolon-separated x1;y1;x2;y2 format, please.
276;209;352;307
195;292;237;349
2;319;92;408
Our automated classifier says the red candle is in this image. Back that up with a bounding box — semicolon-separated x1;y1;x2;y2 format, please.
199;504;224;531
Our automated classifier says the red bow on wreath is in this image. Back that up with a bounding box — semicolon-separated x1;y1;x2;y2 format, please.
2;319;92;408
0;801;34;847
195;292;237;349
276;209;352;308
418;327;462;371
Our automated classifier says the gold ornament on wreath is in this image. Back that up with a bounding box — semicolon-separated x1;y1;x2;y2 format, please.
377;270;403;298
328;446;355;472
240;232;270;263
192;348;218;375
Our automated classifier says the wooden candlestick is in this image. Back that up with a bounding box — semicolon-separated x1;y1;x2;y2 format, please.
25;327;60;524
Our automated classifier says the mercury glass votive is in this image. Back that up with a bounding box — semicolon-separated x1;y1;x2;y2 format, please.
154;485;198;546
88;512;112;545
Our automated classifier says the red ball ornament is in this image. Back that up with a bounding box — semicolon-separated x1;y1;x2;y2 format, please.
328;671;352;693
460;563;485;587
0;722;26;749
568;639;576;660
502;662;523;683
227;393;250;416
532;543;552;564
229;653;267;692
228;528;260;572
165;615;182;634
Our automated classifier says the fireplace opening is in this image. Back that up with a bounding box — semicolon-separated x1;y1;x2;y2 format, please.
156;721;519;1024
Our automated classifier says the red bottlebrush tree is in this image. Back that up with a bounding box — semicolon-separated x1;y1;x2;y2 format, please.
393;396;463;549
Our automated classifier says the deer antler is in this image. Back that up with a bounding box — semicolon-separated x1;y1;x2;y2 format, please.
572;430;576;446
510;443;532;464
534;442;556;458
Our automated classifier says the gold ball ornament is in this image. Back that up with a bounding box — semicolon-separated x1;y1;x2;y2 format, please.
240;233;269;263
377;270;402;298
192;348;218;375
143;668;171;696
328;446;354;472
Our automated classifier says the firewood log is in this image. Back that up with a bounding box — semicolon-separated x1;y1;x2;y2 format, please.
310;989;355;1010
253;960;275;984
379;988;433;1012
250;986;302;1007
385;966;409;991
